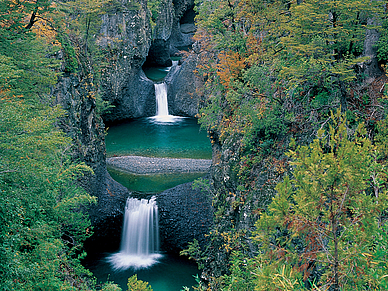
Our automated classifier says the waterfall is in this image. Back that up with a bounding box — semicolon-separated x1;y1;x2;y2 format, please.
107;197;162;270
151;82;184;123
150;60;185;123
154;83;169;116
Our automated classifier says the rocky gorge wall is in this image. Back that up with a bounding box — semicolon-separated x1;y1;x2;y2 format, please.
157;177;213;253
165;44;204;117
98;0;200;123
98;0;154;123
52;0;210;255
52;70;130;253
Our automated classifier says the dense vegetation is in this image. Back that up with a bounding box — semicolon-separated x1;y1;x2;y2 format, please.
3;0;388;290
184;0;388;290
0;0;120;290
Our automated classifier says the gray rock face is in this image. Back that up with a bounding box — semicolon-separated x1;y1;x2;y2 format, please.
143;0;174;67
144;39;173;67
362;16;383;80
144;0;196;66
85;170;129;253
180;23;196;34
165;52;202;117
157;178;213;253
169;0;196;54
154;0;175;41
52;74;106;191
98;0;153;123
102;69;156;123
53;72;131;253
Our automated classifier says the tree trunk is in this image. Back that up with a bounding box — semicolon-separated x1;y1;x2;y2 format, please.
25;9;38;30
333;218;339;291
362;1;383;80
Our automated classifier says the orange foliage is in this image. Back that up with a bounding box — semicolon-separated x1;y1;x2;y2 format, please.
216;51;245;88
31;17;59;45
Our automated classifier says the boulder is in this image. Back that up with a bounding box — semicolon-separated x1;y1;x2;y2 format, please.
165;52;202;117
102;69;156;123
157;178;213;254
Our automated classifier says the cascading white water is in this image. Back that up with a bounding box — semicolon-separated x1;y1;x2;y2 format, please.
107;197;162;270
149;60;186;123
151;82;184;123
154;83;169;116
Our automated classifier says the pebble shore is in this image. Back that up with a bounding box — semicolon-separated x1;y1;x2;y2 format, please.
106;155;212;174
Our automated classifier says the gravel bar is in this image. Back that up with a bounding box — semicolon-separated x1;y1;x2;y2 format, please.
106;155;212;174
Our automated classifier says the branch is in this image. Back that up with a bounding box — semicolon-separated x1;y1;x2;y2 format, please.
25;8;39;30
35;15;58;31
0;169;17;174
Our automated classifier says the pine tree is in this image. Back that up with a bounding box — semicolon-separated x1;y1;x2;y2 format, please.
253;111;388;290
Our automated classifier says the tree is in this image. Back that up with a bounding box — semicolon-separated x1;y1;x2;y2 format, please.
253;111;388;290
127;275;153;291
0;90;97;290
0;1;98;289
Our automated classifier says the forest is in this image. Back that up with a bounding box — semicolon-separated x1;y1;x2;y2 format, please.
1;0;388;290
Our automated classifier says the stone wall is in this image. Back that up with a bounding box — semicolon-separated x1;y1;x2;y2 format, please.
165;48;203;117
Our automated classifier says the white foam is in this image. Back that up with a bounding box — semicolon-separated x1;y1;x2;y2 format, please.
107;252;163;271
149;115;186;123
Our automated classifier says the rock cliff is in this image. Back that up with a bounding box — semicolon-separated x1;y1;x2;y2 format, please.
144;0;196;67
98;0;154;123
157;178;213;253
165;48;203;117
52;70;129;253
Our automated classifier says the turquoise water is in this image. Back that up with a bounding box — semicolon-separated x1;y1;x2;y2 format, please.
91;72;208;291
108;166;206;194
142;57;181;82
87;254;199;291
143;66;171;82
105;117;212;159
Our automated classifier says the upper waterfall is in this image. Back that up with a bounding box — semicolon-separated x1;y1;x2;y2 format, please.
155;83;169;116
151;82;184;123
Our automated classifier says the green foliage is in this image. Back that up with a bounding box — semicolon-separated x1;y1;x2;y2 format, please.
0;96;97;290
252;111;388;290
57;33;79;73
0;1;100;289
217;251;256;291
148;0;161;29
276;0;374;81
193;0;388;289
377;19;388;63
127;275;153;291
96;92;115;116
191;178;211;194
180;239;206;270
59;0;106;53
101;282;123;291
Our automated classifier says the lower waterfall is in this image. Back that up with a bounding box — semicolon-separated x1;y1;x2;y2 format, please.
107;197;162;270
